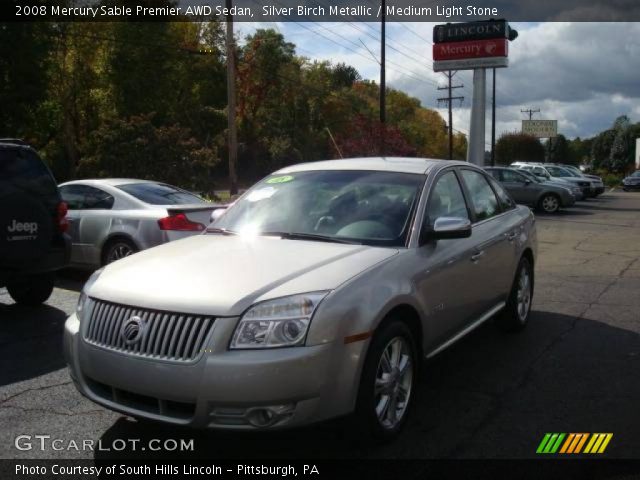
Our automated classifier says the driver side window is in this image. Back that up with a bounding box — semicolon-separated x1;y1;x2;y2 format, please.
425;171;469;226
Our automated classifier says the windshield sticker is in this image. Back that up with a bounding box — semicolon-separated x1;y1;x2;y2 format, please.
246;186;277;202
266;175;294;184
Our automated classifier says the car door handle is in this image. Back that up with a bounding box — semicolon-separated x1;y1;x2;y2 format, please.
471;251;485;262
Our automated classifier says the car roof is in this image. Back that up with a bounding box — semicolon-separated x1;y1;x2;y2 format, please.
274;157;467;175
60;178;159;187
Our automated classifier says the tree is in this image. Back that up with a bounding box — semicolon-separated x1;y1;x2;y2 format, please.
495;133;545;165
0;23;53;141
545;134;570;163
79;114;219;193
333;114;415;158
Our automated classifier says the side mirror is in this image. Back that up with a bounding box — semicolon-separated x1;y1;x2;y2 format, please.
421;216;472;244
524;179;531;185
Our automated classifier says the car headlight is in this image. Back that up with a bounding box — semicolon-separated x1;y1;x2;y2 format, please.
230;292;329;349
76;268;104;322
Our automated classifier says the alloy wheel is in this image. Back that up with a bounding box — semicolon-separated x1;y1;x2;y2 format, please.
516;267;532;323
542;195;559;213
107;242;134;263
374;336;413;430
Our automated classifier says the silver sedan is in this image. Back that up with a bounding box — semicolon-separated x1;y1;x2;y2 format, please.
58;179;225;268
64;158;537;440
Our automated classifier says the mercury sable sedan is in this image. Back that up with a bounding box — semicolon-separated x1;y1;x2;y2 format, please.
64;158;537;440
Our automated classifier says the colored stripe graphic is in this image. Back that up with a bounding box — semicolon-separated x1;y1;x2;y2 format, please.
538;433;613;454
537;433;565;454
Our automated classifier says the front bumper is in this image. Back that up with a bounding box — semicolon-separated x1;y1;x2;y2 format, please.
561;193;576;207
64;312;363;430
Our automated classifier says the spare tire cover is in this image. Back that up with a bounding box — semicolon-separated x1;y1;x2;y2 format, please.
0;188;53;264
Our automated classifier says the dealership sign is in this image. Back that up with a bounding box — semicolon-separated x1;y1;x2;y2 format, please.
433;56;508;72
522;120;558;138
433;19;509;43
433;20;510;72
433;38;508;61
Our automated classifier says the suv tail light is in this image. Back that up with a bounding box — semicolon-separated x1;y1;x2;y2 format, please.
57;201;69;233
158;213;205;231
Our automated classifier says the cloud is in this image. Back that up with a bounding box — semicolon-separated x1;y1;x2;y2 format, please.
241;21;640;141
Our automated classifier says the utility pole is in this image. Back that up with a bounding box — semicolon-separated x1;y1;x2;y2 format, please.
226;0;238;195
437;71;464;160
379;0;386;155
521;108;540;121
491;68;496;166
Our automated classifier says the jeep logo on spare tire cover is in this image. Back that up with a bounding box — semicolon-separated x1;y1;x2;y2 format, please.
0;192;53;263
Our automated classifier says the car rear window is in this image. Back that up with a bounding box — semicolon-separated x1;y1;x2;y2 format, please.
117;183;206;205
0;147;58;196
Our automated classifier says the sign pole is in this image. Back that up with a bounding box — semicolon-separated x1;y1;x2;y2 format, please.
467;68;486;166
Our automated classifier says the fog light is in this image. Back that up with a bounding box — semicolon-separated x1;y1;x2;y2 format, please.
246;404;295;428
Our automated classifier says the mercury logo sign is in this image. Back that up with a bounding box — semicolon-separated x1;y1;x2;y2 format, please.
120;316;146;345
7;220;38;235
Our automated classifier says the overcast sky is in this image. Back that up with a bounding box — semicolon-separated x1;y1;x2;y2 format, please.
237;22;640;144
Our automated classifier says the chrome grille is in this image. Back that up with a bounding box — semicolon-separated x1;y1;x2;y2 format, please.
84;300;215;362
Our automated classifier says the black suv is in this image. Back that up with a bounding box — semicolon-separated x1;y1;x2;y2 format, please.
0;140;70;305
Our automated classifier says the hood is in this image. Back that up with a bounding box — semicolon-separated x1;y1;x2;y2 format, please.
624;175;640;183
89;234;398;316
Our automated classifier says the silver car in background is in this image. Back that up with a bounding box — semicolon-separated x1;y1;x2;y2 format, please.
64;158;537;440
485;167;575;213
59;179;225;268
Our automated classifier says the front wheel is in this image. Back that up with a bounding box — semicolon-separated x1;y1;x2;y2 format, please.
7;273;55;305
496;257;533;333
537;194;560;214
354;321;417;442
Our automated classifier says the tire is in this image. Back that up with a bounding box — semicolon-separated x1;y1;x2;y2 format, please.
102;238;138;266
7;273;55;305
537;193;560;214
354;320;417;442
496;257;534;333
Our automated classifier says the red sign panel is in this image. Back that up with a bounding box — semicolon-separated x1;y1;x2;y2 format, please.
433;38;508;61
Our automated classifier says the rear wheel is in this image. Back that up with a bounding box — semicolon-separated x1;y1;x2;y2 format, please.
538;193;560;213
354;321;417;442
497;257;533;333
7;273;55;305
102;238;138;265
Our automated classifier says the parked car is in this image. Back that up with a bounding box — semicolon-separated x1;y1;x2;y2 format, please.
64;157;537;440
0;139;70;305
516;169;584;200
511;162;594;197
58;179;226;268
485;167;575;213
548;163;605;196
622;171;640;191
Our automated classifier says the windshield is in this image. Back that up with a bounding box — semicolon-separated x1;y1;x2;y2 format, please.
517;170;541;183
545;166;574;177
117;182;207;205
562;165;583;176
212;170;425;247
631;171;640;178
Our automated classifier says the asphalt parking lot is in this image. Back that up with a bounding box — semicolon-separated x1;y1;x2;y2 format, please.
1;191;639;460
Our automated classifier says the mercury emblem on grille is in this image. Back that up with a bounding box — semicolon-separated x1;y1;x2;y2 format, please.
120;316;145;345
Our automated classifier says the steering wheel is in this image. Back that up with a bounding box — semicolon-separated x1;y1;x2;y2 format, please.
361;212;398;227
